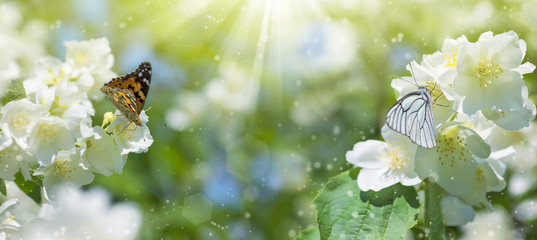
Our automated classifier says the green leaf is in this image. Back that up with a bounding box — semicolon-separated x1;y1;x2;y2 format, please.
425;179;445;240
14;172;41;204
0;178;6;196
294;227;321;240
314;169;419;240
6;79;26;102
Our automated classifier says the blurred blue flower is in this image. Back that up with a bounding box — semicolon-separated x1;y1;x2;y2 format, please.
204;162;242;210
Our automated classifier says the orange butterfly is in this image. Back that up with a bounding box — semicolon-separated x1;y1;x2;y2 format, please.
101;62;151;126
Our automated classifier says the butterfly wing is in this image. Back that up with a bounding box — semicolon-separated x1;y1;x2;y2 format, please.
100;85;139;122
127;62;151;113
386;89;437;148
104;62;151;114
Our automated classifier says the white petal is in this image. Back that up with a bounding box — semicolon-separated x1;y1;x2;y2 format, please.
345;140;386;168
82;127;122;176
29;116;74;165
483;98;536;131
514;62;536;75
110;111;154;155
483;71;524;111
357;168;399;192
399;173;421;187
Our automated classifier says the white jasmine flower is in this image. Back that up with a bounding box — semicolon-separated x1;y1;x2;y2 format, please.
415;124;489;196
53;80;85;108
50;80;95;135
28;116;74;165
423;35;469;73
23;186;141;240
0;199;21;231
81;126;123;176
421;35;470;99
23;57;73;93
454;31;534;116
0;182;43;238
35;150;94;196
346;125;421;191
65;38;114;74
4;181;40;221
62;104;94;137
109;110;153;155
0;99;49;149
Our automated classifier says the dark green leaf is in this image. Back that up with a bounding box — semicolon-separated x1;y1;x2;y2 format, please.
14;172;41;204
0;178;6;196
6;79;26;102
314;169;419;240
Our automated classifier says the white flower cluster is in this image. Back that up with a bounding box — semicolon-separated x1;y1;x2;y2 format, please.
0;183;141;240
0;37;153;194
346;31;535;225
0;12;152;237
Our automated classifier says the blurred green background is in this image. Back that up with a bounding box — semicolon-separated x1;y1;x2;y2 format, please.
12;0;537;239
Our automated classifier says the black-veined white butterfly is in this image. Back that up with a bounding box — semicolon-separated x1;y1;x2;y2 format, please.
385;64;437;148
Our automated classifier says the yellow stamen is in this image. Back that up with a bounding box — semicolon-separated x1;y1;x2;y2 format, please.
475;57;503;88
379;142;410;171
443;48;458;69
436;134;471;167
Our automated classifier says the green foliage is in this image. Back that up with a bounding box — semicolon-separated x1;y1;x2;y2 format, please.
0;179;6;196
5;79;26;104
14;172;41;204
424;180;445;240
313;169;419;240
295;227;321;240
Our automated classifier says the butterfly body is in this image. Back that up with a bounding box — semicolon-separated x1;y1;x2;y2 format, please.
385;86;437;148
101;62;151;127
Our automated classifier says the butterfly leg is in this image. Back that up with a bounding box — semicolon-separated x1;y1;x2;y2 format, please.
120;122;133;134
432;92;450;107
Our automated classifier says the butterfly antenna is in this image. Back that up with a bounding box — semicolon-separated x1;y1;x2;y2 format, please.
408;62;419;87
396;77;416;86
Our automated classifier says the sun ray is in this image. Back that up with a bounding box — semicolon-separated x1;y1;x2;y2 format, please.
158;0;333;113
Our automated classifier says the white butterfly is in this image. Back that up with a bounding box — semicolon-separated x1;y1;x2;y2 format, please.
385;68;437;148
